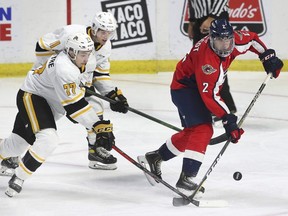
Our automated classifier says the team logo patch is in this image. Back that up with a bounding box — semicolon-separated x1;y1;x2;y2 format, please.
202;64;217;75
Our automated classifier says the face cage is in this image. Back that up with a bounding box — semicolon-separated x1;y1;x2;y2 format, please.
210;37;235;57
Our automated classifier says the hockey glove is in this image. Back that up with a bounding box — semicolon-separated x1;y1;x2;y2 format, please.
106;88;129;113
222;114;244;144
92;120;115;151
259;49;283;78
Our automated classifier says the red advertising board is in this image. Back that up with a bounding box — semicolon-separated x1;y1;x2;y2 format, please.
180;0;266;37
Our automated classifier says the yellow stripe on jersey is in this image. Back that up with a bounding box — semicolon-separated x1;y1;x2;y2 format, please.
23;92;40;133
84;82;92;87
70;104;93;119
95;67;109;73
61;90;85;106
93;77;111;82
19;161;33;175
49;40;61;49
95;44;103;51
97;111;104;116
29;148;45;163
39;38;51;50
35;51;55;57
0;154;5;160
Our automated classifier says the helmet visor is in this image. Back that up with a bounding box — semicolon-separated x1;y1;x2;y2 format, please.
211;36;234;57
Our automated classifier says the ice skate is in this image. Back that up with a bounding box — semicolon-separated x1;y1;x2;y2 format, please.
5;174;24;197
88;146;117;170
145;150;163;180
0;157;19;176
176;172;205;199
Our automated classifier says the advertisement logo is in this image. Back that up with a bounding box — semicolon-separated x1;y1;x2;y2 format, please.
101;0;153;49
180;0;190;37
180;0;266;37
0;7;12;41
229;0;266;36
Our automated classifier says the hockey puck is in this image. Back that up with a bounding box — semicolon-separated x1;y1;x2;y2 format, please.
233;172;242;181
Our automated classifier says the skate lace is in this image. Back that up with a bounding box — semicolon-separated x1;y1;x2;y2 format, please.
14;177;24;187
9;175;24;188
96;147;112;159
153;158;162;175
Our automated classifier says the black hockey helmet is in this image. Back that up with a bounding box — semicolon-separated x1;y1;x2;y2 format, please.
209;19;235;57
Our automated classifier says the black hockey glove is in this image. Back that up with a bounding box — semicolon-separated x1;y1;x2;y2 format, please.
259;49;283;78
222;114;244;144
92;120;115;151
106;88;129;113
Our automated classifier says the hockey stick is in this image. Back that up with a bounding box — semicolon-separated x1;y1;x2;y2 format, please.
85;88;227;145
112;145;227;207
86;88;181;131
173;73;273;206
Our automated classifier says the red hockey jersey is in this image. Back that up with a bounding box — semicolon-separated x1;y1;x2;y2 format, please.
171;30;267;118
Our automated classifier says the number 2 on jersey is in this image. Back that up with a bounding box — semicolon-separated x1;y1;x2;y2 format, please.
203;82;208;92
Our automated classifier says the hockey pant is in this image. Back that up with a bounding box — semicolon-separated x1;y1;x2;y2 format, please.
161;123;213;177
0;90;59;180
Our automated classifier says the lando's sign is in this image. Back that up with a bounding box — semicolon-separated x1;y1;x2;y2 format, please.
101;0;153;49
229;0;266;35
181;0;267;37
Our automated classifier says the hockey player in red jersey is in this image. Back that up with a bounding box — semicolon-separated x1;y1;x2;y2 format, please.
144;19;283;197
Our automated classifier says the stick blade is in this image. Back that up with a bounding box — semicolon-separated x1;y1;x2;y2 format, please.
172;197;191;206
173;197;228;208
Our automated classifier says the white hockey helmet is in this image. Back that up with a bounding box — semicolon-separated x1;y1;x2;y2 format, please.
65;32;94;60
91;12;117;37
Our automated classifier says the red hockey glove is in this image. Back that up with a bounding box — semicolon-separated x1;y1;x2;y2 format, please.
106;88;129;113
222;114;244;144
259;49;283;78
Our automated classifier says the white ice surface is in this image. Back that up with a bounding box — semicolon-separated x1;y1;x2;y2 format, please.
0;72;288;216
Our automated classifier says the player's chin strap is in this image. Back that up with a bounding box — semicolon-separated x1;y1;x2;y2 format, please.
173;72;273;206
85;88;227;145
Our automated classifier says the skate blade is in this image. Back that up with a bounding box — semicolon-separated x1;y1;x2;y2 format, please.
137;156;157;186
5;187;18;198
88;161;117;170
0;167;15;176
